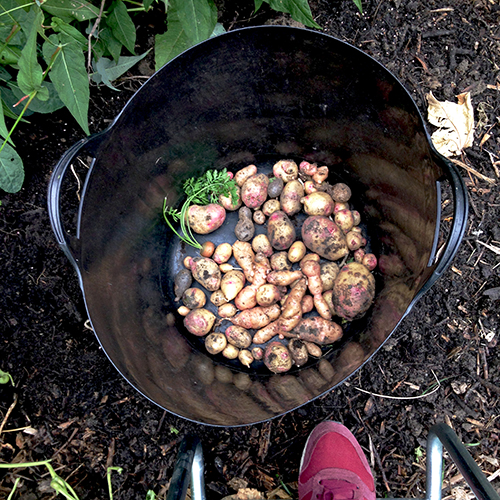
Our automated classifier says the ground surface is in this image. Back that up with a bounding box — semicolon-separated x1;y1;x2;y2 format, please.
1;1;499;499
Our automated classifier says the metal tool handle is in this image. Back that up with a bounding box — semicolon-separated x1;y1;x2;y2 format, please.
47;133;106;268
413;158;469;302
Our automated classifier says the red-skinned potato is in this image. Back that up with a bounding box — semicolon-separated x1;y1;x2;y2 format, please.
301;215;349;261
212;243;232;264
241;173;269;208
264;341;293;373
183;308;216;336
187;204;226;234
332;262;376;320
362;253;378;271
312;166;329;184
304;181;317;194
273;160;299;183
345;231;363;251
280;180;304;216
267;211;296;251
301;295;314;314
301;191;334;216
299;161;318;176
189;257;221;291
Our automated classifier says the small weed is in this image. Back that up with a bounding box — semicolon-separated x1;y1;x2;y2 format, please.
0;369;14;385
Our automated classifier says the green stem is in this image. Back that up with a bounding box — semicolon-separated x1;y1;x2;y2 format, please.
0;91;36;155
0;2;36;20
0;459;52;468
6;477;20;500
107;467;123;500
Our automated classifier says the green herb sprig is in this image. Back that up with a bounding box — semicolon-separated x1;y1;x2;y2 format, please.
163;168;238;249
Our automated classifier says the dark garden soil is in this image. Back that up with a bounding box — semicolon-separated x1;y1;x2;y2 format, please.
1;1;500;499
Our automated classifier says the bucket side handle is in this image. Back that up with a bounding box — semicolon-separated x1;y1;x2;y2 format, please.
417;159;469;300
47;133;106;267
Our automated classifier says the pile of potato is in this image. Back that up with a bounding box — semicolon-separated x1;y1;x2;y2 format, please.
173;160;378;373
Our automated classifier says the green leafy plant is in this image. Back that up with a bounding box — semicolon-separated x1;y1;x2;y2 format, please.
0;0;322;195
0;368;14;385
163;168;237;249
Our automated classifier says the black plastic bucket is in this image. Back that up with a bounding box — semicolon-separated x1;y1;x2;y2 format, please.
48;26;468;426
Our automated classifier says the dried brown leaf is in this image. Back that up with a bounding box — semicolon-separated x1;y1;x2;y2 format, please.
426;91;475;157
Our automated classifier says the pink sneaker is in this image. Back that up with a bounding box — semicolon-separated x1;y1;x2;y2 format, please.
298;421;376;500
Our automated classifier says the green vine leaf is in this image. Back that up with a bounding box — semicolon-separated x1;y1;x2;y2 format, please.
154;10;191;70
0;142;24;193
51;17;88;47
41;0;99;22
43;34;90;135
0;93;13;145
92;51;150;90
107;0;137;55
171;0;217;44
256;0;321;29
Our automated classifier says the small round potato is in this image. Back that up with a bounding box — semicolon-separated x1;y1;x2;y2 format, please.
222;344;240;360
262;199;281;216
218;303;238;318
210;289;229;306
213;243;233;264
267;177;284;198
320;262;340;291
256;284;282;306
205;332;227;355
252;234;273;257
264;341;293;373
288;338;309;367
273;160;299;183
270;251;292;271
183;308;216;336
280;180;304;216
182;287;207;309
267;211;296;251
253;210;266;225
225;325;252;349
238;349;254;368
331;182;352;202
288;241;306;263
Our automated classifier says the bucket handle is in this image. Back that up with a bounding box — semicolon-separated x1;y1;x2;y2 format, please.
414;157;469;301
47;132;106;268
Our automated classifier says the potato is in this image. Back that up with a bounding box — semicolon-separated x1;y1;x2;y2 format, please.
205;332;227;355
280;180;304;216
288;338;309;367
253;320;280;344
218;303;237;318
212;243;232;264
220;270;245;301
334;202;349;213
362;253;378;271
190;257;221;291
335;209;354;233
225;325;252;349
251;346;264;361
320;262;339;291
332;262;376;320
241;173;269;209
312;165;329;184
177;305;190;316
273;160;299;183
288;241;306;263
299;161;318;176
222;344;240;360
354;248;365;263
352;210;361;225
301;295;314;314
234;164;257;186
331;182;352;202
264;341;293;373
187;203;226;234
267;270;303;286
252;234;273;257
183;308;216;336
234;206;255;242
270;251;291;271
182;287;206;309
345;231;363;251
256;284;282;306
267;211;296;251
219;186;242;211
304;341;322;358
210;289;229;306
230;304;281;329
253;210;266;225
301;191;334;216
304;181;317;194
174;268;192;301
293;317;343;344
267;177;284;198
232;241;255;282
262;199;280;216
322;289;335;315
238;349;254;368
200;241;215;258
301;215;349;261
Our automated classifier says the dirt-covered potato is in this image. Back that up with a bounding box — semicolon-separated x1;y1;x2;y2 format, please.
225;325;252;349
253;210;266;225
234;206;255;242
301;191;335;216
345;231;363;251
288;338;309;367
218;303;237;318
264;341;293;373
332;262;376;320
210;289;229;306
320;262;340;291
182;287;206;309
301;215;349;261
273;160;299;183
267;210;296;251
174;268;192;301
187;203;226;234
238;349;254;368
267;177;284;198
331;182;352;202
288;241;306;263
234;164;257;186
335;209;354;233
189;257;221;292
252;234;273;257
256;284;282;306
262;199;281;216
241;173;269;208
362;253;378;271
220;270;245;301
270;251;291;271
183;308;216;336
280;180;304;216
294;317;343;344
205;332;227;354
